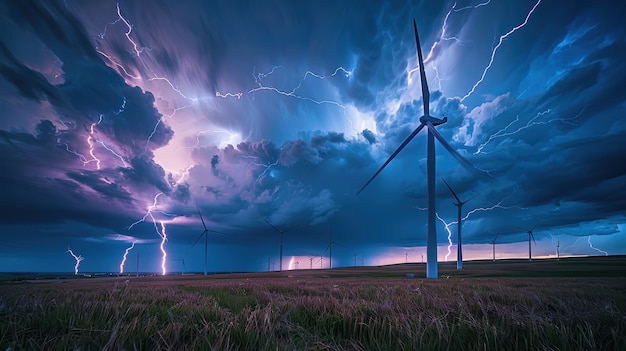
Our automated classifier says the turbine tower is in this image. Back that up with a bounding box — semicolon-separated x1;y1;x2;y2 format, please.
357;19;479;279
442;178;472;270
491;234;499;262
325;226;343;269
264;219;300;272
556;240;560;261
515;225;537;261
190;204;226;276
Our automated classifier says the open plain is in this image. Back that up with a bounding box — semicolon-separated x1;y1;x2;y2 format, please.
1;256;625;350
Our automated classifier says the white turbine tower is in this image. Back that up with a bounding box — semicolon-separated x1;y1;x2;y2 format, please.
491;234;499;262
442;178;472;270
264;219;301;272
190;204;226;276
556;240;560;261
357;19;479;279
515;224;537;261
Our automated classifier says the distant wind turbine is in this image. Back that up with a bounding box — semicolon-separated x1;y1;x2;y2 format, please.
491;234;499;262
442;178;473;270
515;224;537;261
357;19;481;279
189;204;226;276
556;240;560;261
325;226;344;269
170;258;186;275
264;219;301;272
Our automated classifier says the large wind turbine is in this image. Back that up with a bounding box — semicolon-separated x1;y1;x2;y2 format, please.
190;204;226;276
515;224;537;261
264;219;301;272
357;19;478;279
442;178;472;270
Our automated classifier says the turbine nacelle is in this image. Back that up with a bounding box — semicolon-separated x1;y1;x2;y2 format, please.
420;115;447;126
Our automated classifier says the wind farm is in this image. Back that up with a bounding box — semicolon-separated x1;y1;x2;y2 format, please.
1;0;625;349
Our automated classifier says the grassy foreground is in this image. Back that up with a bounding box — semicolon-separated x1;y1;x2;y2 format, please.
1;258;625;350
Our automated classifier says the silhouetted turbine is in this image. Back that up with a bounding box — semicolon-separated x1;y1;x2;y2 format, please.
515;224;537;261
325;226;344;269
357;20;480;279
264;219;301;272
189;204;226;276
442;178;474;270
491;234;499;262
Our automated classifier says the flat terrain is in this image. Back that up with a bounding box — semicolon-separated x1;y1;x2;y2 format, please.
1;256;625;350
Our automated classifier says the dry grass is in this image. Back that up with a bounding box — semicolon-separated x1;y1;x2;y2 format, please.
1;257;625;350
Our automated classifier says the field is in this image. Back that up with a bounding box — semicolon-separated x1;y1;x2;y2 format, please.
1;256;625;350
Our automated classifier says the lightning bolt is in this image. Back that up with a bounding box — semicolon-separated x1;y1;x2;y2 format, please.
192;129;241;149
436;213;454;261
67;247;84;275
423;191;524;261
119;241;136;274
474;106;583;154
159;222;167;275
97;12;121;40
216;66;351;108
562;236;587;255
409;1;492;86
85;114;104;169
96;3;208;156
128;192;173;274
587;236;608;256
96;50;141;79
116;2;148;56
250;159;280;183
461;0;542;102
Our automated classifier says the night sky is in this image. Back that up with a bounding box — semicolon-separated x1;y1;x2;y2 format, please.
1;0;625;274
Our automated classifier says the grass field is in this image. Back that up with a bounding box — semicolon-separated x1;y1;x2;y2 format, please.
1;256;625;350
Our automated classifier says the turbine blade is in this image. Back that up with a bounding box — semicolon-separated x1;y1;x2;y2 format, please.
185;229;206;257
334;241;345;248
531;222;539;231
427;123;479;175
442;178;461;204
264;219;281;233
356;123;426;195
530;231;536;245
207;229;227;236
195;202;208;231
463;193;478;205
284;222;304;233
513;225;530;232
493;233;499;242
413;19;429;116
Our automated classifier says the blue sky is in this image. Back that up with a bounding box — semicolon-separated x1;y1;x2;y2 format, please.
1;0;624;274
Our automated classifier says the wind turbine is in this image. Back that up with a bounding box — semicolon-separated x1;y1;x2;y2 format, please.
189;204;226;276
264;219;301;272
357;19;479;279
491;234;499;262
442;178;473;270
170;258;186;275
515;224;537;261
325;226;344;269
556;240;560;261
